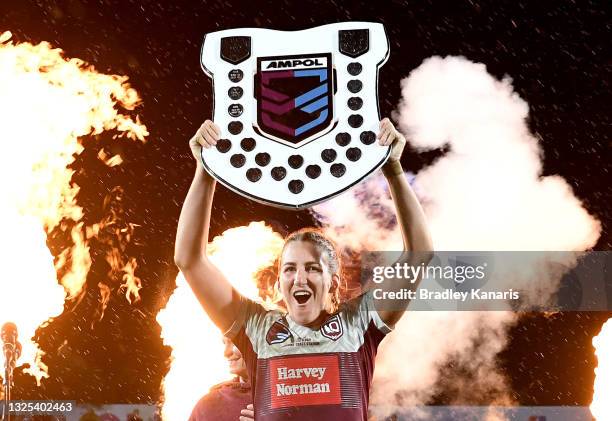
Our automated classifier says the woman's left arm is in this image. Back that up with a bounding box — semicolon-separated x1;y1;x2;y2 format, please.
375;118;434;327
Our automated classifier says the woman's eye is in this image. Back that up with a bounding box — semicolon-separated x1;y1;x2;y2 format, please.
284;267;295;273
307;266;322;272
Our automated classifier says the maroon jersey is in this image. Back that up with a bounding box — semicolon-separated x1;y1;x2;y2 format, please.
226;291;391;420
188;378;251;421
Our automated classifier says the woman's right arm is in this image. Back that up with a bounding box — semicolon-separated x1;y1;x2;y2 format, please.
174;120;239;332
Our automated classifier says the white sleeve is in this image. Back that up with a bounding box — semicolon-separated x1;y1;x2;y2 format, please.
223;294;267;339
347;290;393;335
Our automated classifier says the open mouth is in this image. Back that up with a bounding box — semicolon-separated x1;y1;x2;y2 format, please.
293;290;312;305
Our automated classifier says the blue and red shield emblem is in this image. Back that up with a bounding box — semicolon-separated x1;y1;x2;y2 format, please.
256;54;334;147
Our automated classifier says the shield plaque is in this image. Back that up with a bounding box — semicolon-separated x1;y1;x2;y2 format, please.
201;22;390;209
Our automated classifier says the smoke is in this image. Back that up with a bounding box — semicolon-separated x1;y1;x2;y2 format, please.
394;56;599;252
312;178;401;252
312;56;601;413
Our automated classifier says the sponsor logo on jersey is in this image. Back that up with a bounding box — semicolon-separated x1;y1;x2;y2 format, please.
320;314;343;341
269;354;341;408
266;320;292;345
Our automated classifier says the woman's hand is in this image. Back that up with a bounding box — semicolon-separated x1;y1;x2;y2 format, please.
189;120;221;162
239;403;254;421
378;117;406;164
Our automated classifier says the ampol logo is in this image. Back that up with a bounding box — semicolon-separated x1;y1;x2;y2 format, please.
256;53;334;147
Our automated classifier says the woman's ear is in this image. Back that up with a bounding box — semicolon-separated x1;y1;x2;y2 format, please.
329;274;340;292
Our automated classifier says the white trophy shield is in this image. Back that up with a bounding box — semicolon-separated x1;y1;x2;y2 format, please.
200;22;390;209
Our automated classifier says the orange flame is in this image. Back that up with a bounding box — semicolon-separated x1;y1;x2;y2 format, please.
97;149;124;167
157;221;284;420
120;257;142;304
591;318;612;420
0;30;147;382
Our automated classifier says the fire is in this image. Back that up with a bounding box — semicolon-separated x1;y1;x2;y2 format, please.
0;31;147;381
157;221;284;420
591;318;612;420
97;149;124;167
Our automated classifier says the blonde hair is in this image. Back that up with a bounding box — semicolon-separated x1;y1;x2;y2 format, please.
280;228;343;313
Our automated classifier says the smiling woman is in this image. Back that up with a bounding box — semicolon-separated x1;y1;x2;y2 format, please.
175;119;432;421
278;230;342;326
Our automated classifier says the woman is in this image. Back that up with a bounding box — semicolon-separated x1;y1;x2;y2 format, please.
189;337;251;421
175;119;432;421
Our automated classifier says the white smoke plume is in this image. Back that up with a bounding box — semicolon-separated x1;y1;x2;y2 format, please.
394;56;599;252
312;56;601;414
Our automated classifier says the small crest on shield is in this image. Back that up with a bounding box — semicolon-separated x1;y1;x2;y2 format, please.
256;53;334;147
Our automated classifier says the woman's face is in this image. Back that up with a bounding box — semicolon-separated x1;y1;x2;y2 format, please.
279;240;337;326
222;337;247;380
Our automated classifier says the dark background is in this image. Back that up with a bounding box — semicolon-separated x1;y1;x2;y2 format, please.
1;0;610;407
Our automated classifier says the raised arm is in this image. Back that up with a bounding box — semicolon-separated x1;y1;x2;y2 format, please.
375;118;434;327
174;120;240;332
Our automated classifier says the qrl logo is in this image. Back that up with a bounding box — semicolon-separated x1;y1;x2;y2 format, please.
256;53;334;147
320;315;343;341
